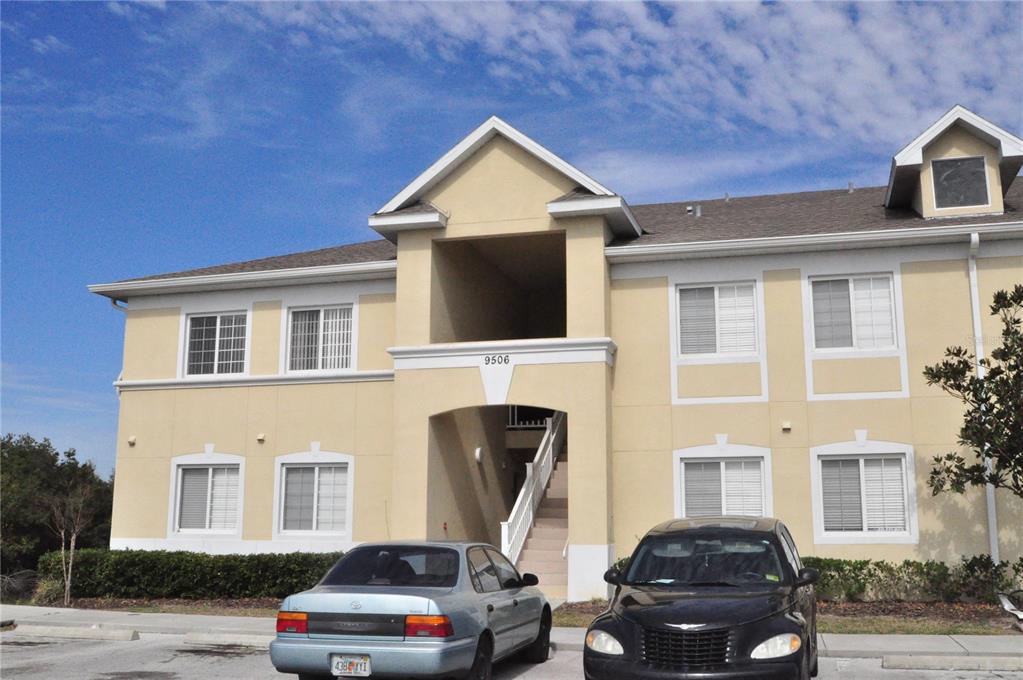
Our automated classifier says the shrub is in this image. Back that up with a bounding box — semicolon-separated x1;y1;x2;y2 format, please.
31;576;64;605
0;570;38;601
36;549;343;600
802;557;872;601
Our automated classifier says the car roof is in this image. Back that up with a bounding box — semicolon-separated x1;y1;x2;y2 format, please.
644;516;781;536
348;540;497;551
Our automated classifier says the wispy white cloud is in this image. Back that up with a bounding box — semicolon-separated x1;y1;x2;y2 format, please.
29;33;71;54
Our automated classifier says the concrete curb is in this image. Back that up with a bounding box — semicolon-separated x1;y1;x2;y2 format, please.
6;624;139;641
551;641;583;653
183;632;274;647
883;655;1023;671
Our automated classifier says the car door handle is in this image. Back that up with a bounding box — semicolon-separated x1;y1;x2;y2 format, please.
487;604;494;613
512;599;519;607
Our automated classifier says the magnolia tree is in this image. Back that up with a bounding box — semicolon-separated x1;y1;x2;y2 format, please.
923;284;1023;498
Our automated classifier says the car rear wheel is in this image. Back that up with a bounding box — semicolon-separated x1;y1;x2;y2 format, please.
463;634;493;680
521;609;551;664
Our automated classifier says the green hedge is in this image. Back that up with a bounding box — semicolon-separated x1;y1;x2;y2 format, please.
612;554;1022;603
37;549;343;599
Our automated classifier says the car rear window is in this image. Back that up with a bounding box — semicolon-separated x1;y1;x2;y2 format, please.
625;532;786;587
321;546;460;588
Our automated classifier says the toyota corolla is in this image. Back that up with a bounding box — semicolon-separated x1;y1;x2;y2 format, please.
584;517;819;680
270;542;550;679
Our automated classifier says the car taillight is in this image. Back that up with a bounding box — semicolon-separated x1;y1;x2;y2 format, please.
276;611;308;634
404;615;454;638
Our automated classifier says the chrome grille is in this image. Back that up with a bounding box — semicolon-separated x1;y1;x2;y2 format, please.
641;626;732;668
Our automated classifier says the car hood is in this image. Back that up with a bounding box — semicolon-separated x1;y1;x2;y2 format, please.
612;584;791;629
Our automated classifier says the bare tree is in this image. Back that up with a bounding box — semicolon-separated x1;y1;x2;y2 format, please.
44;484;94;606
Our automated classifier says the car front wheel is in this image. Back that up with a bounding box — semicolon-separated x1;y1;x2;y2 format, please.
463;634;493;680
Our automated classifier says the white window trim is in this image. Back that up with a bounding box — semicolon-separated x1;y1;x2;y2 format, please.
672;440;773;518
180;309;252;379
802;269;910;401
166;449;245;538
810;438;918;545
284;304;356;375
669;277;769;405
930;155;991;212
675;281;761;362
272;447;355;543
808;273;898;353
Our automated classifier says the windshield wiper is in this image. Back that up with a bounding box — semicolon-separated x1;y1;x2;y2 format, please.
677;580;742;587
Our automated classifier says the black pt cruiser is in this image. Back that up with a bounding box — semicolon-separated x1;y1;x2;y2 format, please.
584;517;819;680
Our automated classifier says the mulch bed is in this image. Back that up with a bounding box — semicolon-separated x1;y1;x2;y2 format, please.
556;600;610;617
818;600;1005;623
72;597;280;611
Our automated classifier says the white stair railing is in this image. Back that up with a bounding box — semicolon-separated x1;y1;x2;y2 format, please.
501;411;566;565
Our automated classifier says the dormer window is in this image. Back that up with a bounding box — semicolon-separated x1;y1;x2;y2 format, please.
932;156;988;209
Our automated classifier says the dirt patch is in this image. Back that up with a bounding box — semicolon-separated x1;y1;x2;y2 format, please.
818;600;1005;622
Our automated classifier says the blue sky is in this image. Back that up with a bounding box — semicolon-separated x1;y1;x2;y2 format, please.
2;1;1021;475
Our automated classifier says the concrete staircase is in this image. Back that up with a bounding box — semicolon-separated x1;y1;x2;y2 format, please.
516;454;568;600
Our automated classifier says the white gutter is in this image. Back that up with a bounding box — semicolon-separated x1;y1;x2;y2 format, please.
605;220;1023;263
88;260;397;299
967;232;1000;561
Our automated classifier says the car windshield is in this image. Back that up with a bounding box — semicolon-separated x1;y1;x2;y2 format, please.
624;532;786;587
321;546;460;588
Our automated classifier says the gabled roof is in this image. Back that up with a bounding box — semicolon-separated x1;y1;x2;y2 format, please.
885;105;1023;208
374;115;614;215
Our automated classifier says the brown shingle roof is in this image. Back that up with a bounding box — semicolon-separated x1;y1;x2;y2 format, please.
619;181;1023;247
124;239;395;282
126;180;1021;282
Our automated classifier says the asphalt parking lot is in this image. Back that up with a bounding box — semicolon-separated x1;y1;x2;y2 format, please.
2;633;1022;680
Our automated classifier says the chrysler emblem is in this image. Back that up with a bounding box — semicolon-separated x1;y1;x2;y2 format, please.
351;601;362;610
665;623;704;630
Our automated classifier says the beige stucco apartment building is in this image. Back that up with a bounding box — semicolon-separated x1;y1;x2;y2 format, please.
91;105;1023;600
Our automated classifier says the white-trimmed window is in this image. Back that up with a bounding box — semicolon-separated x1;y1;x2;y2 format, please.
175;465;239;531
677;282;757;355
288;306;353;372
932;156;988;209
810;439;917;544
186;312;247;375
274;450;355;537
811;275;895;350
674;442;772;519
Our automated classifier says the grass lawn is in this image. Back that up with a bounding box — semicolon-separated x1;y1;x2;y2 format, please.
552;599;1021;635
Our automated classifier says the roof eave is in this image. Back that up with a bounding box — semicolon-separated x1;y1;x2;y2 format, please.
88;260;398;300
547;195;643;239
368;210;448;243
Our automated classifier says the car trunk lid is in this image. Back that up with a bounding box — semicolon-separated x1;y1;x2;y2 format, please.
287;586;449;641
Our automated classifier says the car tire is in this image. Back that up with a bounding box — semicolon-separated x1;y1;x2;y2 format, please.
521;609;551;664
810;651;819;678
799;647;811;680
463;634;493;680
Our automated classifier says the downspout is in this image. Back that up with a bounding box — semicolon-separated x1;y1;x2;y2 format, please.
967;232;999;562
109;298;128;395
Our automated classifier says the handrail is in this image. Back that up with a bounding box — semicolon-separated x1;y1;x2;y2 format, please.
501;411;566;565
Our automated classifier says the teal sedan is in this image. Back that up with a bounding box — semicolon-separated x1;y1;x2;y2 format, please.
270;542;551;679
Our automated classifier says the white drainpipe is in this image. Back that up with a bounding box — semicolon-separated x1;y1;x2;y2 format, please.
967;232;999;562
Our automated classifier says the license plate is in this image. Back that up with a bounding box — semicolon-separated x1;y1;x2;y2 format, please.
331;654;371;677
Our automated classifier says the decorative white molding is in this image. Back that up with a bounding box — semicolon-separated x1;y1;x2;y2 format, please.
368;210;448;243
89;261;397;299
389;337;617;405
809;439;919;545
672;442;774;519
375;115;613;215
115;370;394;392
547;195;642;239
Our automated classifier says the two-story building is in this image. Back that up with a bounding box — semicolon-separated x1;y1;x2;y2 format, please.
90;105;1023;600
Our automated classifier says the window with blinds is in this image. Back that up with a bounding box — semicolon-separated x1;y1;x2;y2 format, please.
289;306;353;371
681;459;764;517
176;465;239;531
678;283;757;355
186;313;247;375
821;455;907;533
811;275;895;350
281;464;350;532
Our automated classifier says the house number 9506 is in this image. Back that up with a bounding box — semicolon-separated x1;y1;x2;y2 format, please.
483;355;510;365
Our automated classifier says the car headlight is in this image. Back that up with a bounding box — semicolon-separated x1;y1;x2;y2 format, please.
750;633;801;659
585;630;624;655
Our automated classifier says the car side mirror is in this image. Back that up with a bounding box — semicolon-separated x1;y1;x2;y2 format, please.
520;573;539;587
603;568;621;585
796;567;819;587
